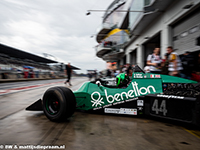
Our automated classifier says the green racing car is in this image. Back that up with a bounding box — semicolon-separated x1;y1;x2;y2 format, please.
26;66;200;126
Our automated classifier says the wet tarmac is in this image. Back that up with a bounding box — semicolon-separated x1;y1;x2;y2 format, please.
0;77;200;150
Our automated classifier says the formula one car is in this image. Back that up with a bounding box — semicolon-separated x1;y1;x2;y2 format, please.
26;66;200;126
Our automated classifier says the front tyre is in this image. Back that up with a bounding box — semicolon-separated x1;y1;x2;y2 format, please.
42;86;76;122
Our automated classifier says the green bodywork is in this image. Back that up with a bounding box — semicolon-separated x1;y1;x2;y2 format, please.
159;74;197;83
74;72;197;111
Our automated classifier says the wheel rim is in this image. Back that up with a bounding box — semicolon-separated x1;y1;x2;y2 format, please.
45;96;60;115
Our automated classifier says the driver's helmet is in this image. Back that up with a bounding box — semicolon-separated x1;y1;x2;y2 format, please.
116;73;129;87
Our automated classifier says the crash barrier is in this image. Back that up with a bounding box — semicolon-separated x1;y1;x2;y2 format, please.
142;94;200;126
0;72;67;83
0;70;66;80
0;77;66;83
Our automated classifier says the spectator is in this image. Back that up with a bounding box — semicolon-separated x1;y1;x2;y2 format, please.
180;51;194;79
106;69;112;77
146;47;162;74
50;70;55;78
34;68;39;78
191;52;200;82
161;53;169;75
29;69;34;78
166;46;183;76
88;71;93;80
93;69;98;80
126;63;133;77
194;52;200;71
122;65;127;73
114;69;120;77
24;68;29;78
119;65;123;73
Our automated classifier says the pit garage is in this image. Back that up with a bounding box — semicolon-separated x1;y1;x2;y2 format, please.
143;33;161;66
172;7;200;55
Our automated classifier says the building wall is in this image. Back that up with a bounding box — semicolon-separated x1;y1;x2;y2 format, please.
125;0;200;68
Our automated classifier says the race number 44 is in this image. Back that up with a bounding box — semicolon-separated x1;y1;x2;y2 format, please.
152;99;167;116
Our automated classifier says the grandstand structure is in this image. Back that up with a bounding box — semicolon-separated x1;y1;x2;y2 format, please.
0;43;79;79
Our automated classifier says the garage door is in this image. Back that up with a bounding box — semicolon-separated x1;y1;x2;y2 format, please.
172;8;200;54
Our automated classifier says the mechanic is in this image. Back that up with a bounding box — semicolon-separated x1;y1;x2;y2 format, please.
166;46;183;76
180;51;194;79
146;47;162;74
126;63;133;77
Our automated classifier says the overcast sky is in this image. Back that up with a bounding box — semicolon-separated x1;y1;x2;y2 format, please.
0;0;114;73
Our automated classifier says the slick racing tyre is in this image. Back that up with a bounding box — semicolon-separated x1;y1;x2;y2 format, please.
42;86;76;122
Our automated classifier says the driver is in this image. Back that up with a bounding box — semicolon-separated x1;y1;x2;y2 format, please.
116;73;130;87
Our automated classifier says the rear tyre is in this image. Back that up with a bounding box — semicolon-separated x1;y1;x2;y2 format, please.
42;86;76;122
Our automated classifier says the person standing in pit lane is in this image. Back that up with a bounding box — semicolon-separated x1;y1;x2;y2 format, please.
64;62;72;86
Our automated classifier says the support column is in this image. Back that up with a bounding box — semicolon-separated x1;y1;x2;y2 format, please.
136;45;144;68
126;52;131;64
161;25;172;57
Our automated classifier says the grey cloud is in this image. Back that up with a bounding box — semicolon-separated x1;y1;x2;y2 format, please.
0;0;113;73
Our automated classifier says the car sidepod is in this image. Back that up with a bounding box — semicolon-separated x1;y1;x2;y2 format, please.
74;75;163;116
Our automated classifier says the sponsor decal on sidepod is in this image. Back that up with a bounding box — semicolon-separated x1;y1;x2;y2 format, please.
91;81;156;108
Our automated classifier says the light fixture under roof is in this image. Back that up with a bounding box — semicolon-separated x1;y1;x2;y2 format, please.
183;3;193;9
86;11;91;15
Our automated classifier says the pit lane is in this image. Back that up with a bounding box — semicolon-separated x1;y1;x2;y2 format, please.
0;77;200;150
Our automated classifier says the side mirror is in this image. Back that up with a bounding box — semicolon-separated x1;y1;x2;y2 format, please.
95;81;102;87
